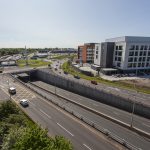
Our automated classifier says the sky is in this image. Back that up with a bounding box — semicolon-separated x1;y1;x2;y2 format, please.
0;0;150;48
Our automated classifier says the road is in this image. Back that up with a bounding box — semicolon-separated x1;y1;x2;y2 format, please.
30;80;150;134
26;80;150;150
0;74;124;150
51;60;150;107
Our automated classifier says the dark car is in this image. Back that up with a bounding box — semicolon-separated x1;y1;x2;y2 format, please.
64;71;68;75
20;99;29;107
91;80;98;85
74;75;80;79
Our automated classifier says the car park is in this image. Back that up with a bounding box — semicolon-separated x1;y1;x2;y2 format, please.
74;75;80;79
20;99;29;107
91;80;98;85
8;87;16;95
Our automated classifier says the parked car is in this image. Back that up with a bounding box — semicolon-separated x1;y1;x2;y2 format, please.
8;87;16;95
54;67;57;71
20;99;29;107
74;75;80;79
91;80;98;85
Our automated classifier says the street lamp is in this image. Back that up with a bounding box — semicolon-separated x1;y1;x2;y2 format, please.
130;83;137;128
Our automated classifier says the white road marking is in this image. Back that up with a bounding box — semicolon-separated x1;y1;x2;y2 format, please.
83;144;92;150
57;123;74;136
40;109;52;119
28;100;36;107
143;123;150;128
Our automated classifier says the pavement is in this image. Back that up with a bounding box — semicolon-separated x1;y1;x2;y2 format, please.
0;74;124;150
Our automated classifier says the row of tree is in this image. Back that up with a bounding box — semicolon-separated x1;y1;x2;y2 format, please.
0;101;73;150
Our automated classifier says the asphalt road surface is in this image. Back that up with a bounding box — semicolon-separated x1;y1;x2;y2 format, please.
0;74;124;150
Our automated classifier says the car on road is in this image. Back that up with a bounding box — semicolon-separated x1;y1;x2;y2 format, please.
8;87;16;95
91;80;98;85
20;99;29;107
74;75;80;79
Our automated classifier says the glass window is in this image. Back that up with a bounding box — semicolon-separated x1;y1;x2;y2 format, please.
133;63;136;68
118;57;122;61
129;51;134;56
142;57;146;62
140;45;144;50
116;46;118;50
115;57;117;61
115;51;117;55
142;63;145;67
148;51;150;56
129;45;135;50
96;55;98;59
134;57;137;62
146;63;149;67
139;57;142;62
96;51;98;54
143;51;146;56
138;63;141;67
140;51;143;56
135;51;138;56
144;45;148;50
128;63;132;68
118;51;122;56
119;45;123;50
128;57;133;62
117;62;121;67
135;45;139;50
147;57;150;61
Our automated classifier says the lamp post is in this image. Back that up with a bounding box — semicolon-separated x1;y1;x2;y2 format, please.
130;83;136;128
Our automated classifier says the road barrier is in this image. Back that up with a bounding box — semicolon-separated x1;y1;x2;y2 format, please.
9;74;143;150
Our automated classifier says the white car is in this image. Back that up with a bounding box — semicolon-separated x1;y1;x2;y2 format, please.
20;99;29;107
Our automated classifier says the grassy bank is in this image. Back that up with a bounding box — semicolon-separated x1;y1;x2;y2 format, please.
62;62;150;94
17;59;51;67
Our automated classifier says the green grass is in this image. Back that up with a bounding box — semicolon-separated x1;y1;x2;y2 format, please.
62;62;150;94
52;54;77;60
17;59;51;67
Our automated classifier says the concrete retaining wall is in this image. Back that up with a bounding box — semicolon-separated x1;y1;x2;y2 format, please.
31;69;150;119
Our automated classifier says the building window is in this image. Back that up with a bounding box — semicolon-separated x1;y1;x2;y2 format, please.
96;51;98;54
115;57;117;61
129;45;135;50
96;55;98;59
115;51;117;55
128;57;133;62
148;51;150;56
128;63;132;68
134;57;137;62
143;51;146;56
129;51;134;56
119;45;123;50
118;51;122;56
146;63;149;67
144;45;148;50
135;51;138;56
96;46;99;50
142;57;146;62
140;51;143;56
116;46;118;50
133;63;136;68
135;45;139;50
139;57;142;62
138;63;141;67
118;57;122;61
140;45;144;50
149;46;150;50
147;57;150;61
142;63;145;67
117;62;121;67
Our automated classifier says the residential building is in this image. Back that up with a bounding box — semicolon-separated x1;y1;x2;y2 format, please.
78;43;96;63
105;36;150;73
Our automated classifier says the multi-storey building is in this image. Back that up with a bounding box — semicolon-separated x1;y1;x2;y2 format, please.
78;43;96;63
105;36;150;73
94;42;114;68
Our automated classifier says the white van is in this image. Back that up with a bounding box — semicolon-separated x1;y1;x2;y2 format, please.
8;87;16;95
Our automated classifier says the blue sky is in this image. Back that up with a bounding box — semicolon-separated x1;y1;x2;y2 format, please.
0;0;150;48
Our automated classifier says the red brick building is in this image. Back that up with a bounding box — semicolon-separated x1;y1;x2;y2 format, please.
78;43;96;63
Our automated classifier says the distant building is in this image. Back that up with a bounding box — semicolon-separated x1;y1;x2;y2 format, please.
78;43;96;63
36;50;50;58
